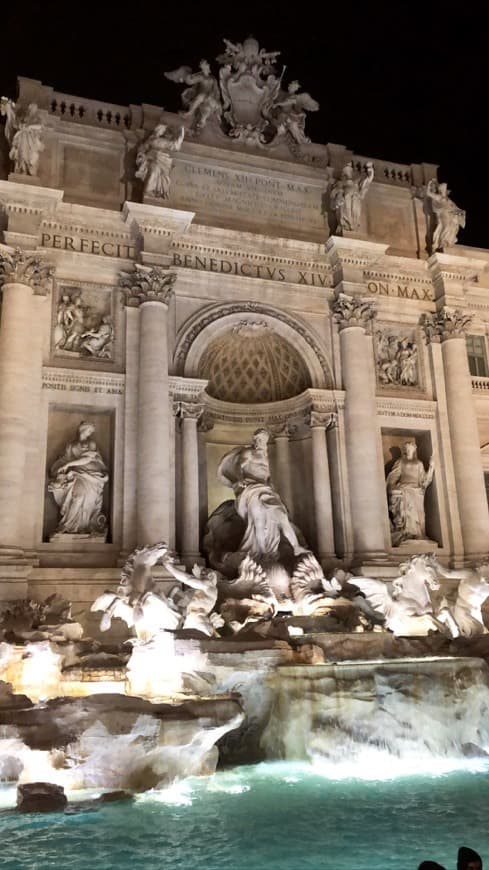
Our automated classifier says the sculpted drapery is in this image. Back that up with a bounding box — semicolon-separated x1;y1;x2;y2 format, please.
386;442;434;545
217;428;306;560
48;422;108;537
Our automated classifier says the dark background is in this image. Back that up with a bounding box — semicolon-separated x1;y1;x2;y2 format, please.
2;0;487;248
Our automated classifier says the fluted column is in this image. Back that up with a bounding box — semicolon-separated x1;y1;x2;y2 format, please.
310;410;336;560
120;264;176;546
0;248;53;553
332;293;387;559
423;308;489;558
177;401;203;563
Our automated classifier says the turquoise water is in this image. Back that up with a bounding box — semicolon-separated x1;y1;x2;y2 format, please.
1;762;488;870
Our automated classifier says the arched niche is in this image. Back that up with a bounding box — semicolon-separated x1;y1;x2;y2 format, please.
173;301;333;392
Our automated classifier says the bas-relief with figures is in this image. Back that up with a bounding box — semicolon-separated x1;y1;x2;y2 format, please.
2;33;489;807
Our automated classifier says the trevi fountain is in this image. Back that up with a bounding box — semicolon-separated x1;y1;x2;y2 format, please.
1;34;489;870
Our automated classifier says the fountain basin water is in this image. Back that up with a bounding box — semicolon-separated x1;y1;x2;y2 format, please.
1;762;489;869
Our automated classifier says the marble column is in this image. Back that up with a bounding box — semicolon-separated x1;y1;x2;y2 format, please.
178;401;203;564
310;410;336;560
120;264;176;547
332;293;387;559
424;308;489;559
270;422;293;514
0;248;53;554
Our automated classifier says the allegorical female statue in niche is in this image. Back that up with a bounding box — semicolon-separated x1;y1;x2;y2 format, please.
386;441;434;546
48;421;109;540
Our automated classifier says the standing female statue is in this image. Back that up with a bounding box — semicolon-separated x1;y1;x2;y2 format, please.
386;441;434;545
426;180;465;251
331;162;374;232
135;123;184;199
48;421;109;538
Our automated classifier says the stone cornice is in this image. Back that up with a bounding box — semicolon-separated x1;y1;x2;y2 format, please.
122;202;194;236
172;238;332;272
427;252;486;292
0;245;54;294
199;387;345;428
168;377;209;401
325;236;389;284
42;217;134;244
0;180;64;214
364;267;432;288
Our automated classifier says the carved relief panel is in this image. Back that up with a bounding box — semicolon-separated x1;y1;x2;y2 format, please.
375;328;420;390
52;283;114;362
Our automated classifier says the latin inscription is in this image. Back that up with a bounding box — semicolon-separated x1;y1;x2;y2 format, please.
41;233;135;259
170;161;327;237
367;280;433;301
42;375;123;395
172;251;330;288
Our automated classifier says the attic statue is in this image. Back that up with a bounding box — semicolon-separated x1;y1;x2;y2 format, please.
0;98;44;176
331;162;374;233
165;61;221;134
426;179;466;251
135;123;184;199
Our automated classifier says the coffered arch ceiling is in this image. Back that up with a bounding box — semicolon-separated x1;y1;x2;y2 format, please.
173;301;333;403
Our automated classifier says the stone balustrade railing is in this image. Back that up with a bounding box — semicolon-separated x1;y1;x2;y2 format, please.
352;155;412;186
49;91;133;129
13;78;437;186
471;376;489;392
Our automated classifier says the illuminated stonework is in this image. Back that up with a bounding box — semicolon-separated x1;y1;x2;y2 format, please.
0;70;488;617
199;322;311;403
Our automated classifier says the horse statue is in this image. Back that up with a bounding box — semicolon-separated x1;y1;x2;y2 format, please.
91;542;181;641
348;554;443;636
431;558;489;638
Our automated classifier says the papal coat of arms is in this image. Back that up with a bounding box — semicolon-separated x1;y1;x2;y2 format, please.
165;35;319;148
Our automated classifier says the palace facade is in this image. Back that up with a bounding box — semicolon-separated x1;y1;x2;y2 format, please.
1;60;489;630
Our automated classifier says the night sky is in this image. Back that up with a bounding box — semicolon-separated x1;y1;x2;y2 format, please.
2;0;487;249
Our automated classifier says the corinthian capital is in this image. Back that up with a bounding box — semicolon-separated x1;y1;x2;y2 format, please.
310;410;336;429
119;263;177;307
0;247;54;295
332;292;376;331
421;307;473;343
175;400;204;421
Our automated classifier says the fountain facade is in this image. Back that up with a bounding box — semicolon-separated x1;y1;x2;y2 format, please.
1;37;489;814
